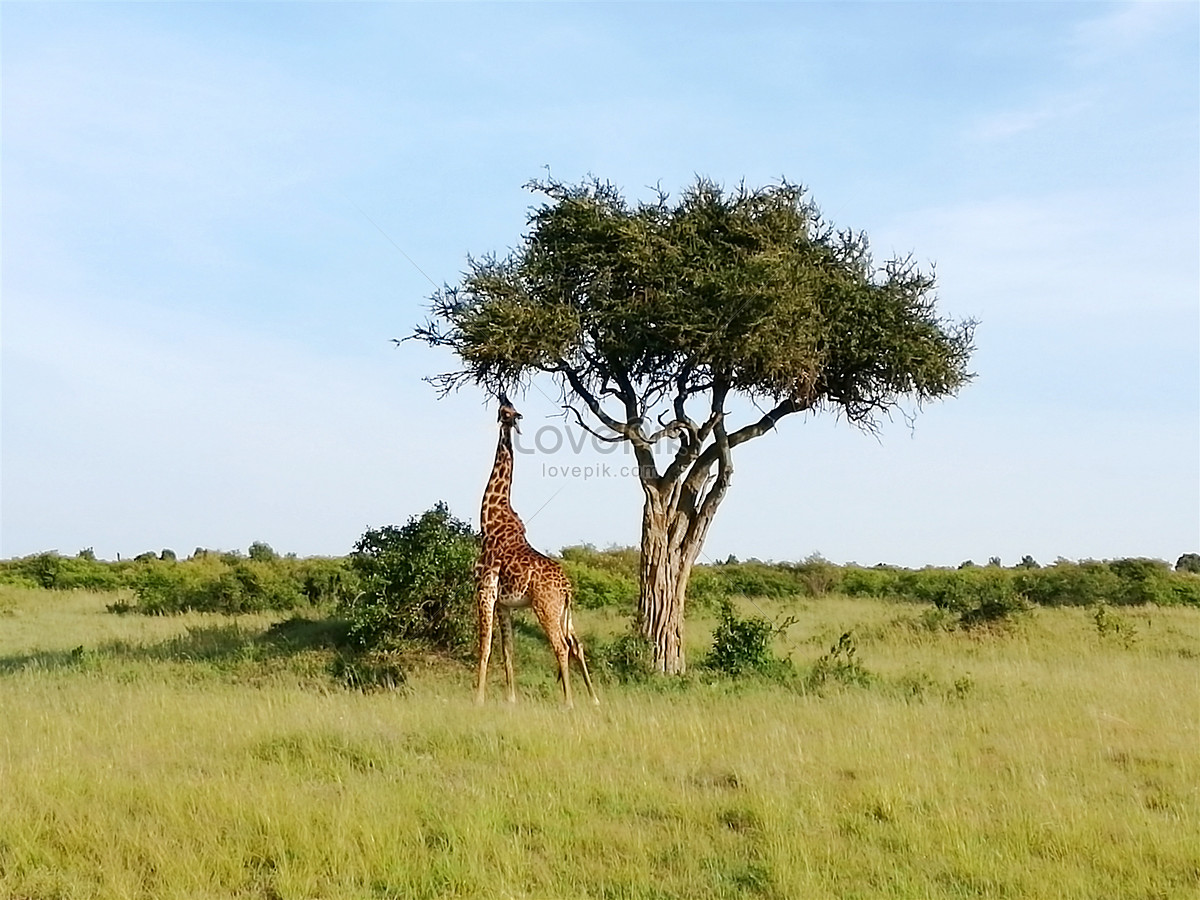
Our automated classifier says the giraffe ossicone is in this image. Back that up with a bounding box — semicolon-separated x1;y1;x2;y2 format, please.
474;396;599;708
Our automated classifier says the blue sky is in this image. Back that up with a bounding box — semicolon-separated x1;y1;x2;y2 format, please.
2;1;1197;567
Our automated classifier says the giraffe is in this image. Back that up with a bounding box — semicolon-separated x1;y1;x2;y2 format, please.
474;395;599;708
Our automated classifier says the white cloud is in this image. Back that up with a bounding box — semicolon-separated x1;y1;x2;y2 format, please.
1069;0;1190;66
878;192;1197;323
967;92;1092;142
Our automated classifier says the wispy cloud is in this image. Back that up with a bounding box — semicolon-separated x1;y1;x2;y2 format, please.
967;92;1092;142
1068;0;1192;66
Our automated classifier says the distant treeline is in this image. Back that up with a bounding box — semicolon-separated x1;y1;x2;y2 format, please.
562;547;1200;610
3;540;1197;615
0;544;348;614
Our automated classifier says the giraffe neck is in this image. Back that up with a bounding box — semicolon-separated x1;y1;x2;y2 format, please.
481;422;521;537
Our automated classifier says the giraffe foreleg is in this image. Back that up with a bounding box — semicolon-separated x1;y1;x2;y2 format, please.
474;569;499;705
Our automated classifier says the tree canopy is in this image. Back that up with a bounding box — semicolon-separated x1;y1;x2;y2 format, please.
416;176;975;438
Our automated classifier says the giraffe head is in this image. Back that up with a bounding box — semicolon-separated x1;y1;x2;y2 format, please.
497;393;522;434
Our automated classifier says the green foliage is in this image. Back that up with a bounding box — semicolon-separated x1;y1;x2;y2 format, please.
838;558;1199;610
839;565;904;598
912;568;1033;630
341;503;479;652
0;552;129;592
4;544;1195;627
416;175;975;426
560;544;641;580
688;559;821;607
806;631;873;690
1107;557;1176;606
703;601;792;678
559;545;638;609
593;630;655;684
795;553;842;596
1093;603;1138;648
130;556;314;615
1176;553;1200;574
248;541;278;562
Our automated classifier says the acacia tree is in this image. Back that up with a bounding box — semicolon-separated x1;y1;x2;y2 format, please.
414;176;975;674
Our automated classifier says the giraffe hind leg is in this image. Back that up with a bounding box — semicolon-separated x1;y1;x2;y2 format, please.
567;632;600;706
560;601;599;706
534;601;574;708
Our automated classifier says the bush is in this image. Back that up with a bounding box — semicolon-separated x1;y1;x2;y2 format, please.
703;601;792;678
594;630;655;683
806;632;873;690
1107;557;1175;606
1093;603;1138;647
559;558;637;609
839;565;904;599
248;541;278;562
1176;553;1200;574
341;503;478;652
920;568;1031;629
129;554;310;614
0;552;129;592
794;553;842;596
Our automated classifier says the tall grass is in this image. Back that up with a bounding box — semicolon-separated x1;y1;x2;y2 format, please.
1;586;1197;899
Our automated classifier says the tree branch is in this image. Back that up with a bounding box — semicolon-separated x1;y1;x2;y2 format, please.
554;360;646;446
564;405;624;443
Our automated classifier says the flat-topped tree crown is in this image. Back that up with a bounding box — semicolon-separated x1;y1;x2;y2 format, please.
415;176;975;673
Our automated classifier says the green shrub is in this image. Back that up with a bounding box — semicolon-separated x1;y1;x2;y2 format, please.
703;601;792;678
893;567;1031;630
686;566;727;607
297;557;356;606
560;545;640;581
839;565;903;599
341;503;478;653
806;631;873;690
0;552;129;592
1093;603;1138;647
128;554;310;615
1176;553;1200;574
1014;559;1119;607
1107;558;1176;606
594;630;655;683
559;559;637;609
794;553;842;596
248;541;278;562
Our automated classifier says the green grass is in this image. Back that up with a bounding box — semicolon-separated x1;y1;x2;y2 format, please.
1;586;1197;899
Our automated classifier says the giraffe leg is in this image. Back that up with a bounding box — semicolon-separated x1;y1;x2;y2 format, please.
499;605;517;703
533;600;573;709
556;642;574;710
567;631;600;706
474;570;499;705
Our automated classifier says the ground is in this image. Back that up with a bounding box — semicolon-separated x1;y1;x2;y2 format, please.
1;586;1197;899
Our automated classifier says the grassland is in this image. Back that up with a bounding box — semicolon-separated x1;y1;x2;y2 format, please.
1;585;1197;899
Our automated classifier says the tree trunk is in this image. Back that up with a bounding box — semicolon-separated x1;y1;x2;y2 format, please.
637;484;720;675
